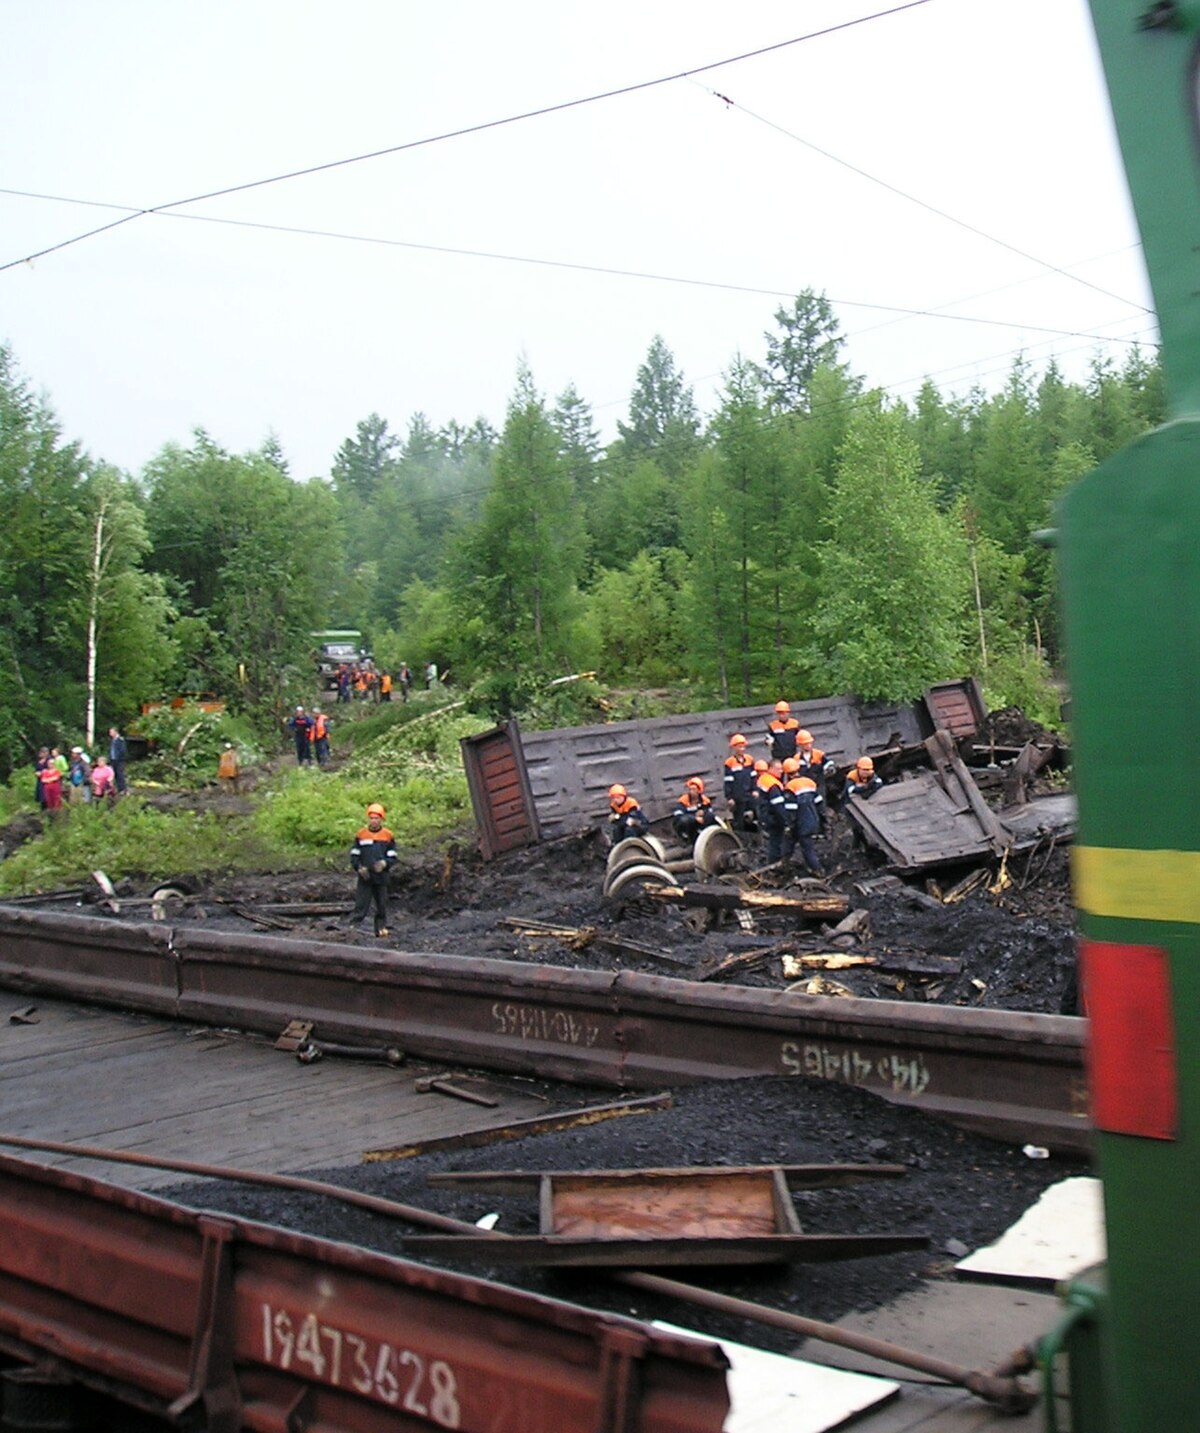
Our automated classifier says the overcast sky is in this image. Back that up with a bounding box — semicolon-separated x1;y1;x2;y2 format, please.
1;1;1155;481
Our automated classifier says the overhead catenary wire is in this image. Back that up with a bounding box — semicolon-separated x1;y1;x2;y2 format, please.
0;1;933;276
694;83;1151;316
0;186;1153;355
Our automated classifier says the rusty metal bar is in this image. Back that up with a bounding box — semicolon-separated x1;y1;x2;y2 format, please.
0;1151;731;1433
0;1135;1035;1416
0;905;1089;1152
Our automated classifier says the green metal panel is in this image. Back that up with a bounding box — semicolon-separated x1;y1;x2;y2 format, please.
1060;428;1200;1432
1066;6;1200;1428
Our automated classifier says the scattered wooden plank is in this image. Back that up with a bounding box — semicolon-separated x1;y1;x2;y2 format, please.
591;934;694;970
698;943;793;982
645;883;849;918
362;1093;674;1163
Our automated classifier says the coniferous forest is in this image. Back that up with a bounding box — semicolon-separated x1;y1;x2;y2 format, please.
0;289;1164;778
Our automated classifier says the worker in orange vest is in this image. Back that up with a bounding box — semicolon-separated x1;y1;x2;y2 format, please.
349;802;397;936
312;708;332;767
766;700;801;762
607;784;649;845
782;759;825;876
755;760;788;864
723;733;757;831
672;777;716;846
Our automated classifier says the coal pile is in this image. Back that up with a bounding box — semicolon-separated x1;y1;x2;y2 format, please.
168;1073;1082;1355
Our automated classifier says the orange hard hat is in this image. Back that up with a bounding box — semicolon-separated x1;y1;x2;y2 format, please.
730;733;747;747
782;757;800;774
608;783;627;800
687;777;705;793
366;802;386;817
857;757;875;773
774;700;790;715
754;759;768;773
797;729;813;745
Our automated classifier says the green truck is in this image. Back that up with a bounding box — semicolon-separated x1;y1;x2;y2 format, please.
312;630;368;691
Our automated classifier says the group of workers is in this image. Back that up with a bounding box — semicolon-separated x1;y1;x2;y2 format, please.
335;662;414;705
607;700;884;875
33;730;127;812
286;706;334;766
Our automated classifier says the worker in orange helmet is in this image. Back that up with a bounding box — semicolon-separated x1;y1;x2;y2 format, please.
607;783;649;845
723;733;757;831
782;758;825;875
767;700;801;762
348;802;397;937
672;776;716;847
795;728;835;827
843;756;883;803
754;760;788;864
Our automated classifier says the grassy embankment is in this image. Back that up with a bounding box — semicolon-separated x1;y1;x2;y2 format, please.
0;694;487;896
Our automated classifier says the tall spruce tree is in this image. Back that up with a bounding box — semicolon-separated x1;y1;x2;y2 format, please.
451;363;585;677
809;400;966;701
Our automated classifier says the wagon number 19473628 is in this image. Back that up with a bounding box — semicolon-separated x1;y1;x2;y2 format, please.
260;1303;462;1427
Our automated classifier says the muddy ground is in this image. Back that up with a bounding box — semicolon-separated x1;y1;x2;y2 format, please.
143;801;1081;1359
83;800;1078;1019
10;731;1088;1359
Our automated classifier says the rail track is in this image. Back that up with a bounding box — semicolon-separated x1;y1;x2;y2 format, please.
0;904;1088;1154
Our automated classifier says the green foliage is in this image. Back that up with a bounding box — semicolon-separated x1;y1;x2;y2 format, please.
809;400;968;701
255;709;486;859
143;433;341;712
614;336;701;477
0;800;265;896
449;363;586;677
587;549;687;684
759;289;848;413
980;646;1065;731
132;702;265;786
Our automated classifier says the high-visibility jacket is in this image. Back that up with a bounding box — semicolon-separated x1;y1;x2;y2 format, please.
755;771;787;827
672;791;715;836
723;752;756;803
784;775;823;836
767;718;800;761
350;825;397;877
313;714;329;741
609;797;649;843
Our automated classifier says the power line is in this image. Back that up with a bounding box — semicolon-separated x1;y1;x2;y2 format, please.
701;86;1152;316
0;185;1152;350
0;1;932;276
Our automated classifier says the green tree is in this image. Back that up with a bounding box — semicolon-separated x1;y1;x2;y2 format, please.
809;400;967;700
587;549;687;683
616;336;700;477
759;289;847;413
331;413;399;503
450;364;586;680
144;434;341;710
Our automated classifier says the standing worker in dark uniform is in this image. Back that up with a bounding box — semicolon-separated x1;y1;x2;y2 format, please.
288;706;313;766
722;733;758;831
766;701;801;762
349;802;397;937
107;726;128;795
782;760;825;876
755;760;788;864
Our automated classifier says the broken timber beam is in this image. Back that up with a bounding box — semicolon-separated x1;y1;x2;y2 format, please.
644;883;849;918
925;730;1010;856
